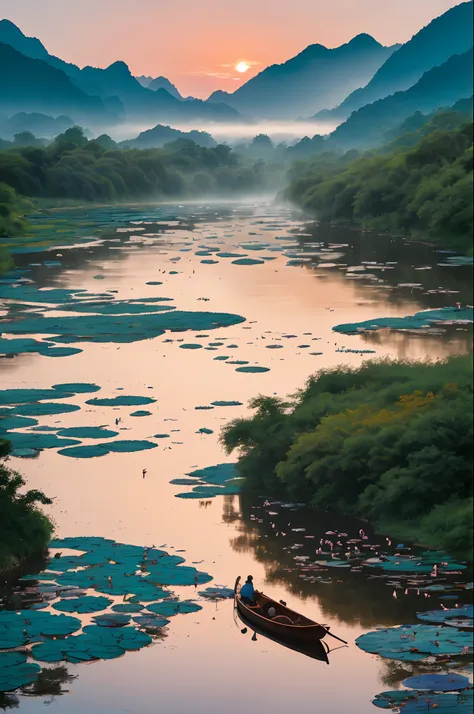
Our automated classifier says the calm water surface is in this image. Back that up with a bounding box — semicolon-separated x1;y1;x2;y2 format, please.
1;202;472;713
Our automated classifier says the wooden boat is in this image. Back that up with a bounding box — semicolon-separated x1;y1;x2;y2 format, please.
236;608;330;664
234;576;346;644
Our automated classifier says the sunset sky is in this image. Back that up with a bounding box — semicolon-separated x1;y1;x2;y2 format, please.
1;0;466;97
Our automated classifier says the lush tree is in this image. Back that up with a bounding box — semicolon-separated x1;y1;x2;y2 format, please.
222;357;473;557
0;439;53;569
284;122;474;254
0;182;30;237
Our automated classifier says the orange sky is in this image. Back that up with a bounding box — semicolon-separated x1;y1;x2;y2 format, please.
1;0;466;97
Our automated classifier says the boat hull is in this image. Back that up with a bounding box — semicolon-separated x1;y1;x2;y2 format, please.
236;593;327;642
236;609;330;663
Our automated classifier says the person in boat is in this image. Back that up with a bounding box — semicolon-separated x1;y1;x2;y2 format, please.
240;575;255;604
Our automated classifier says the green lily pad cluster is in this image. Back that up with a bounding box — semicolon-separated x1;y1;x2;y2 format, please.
356;624;473;661
146;601;201;616
1;310;246;344
0;536;217;688
364;554;466;574
174;463;242;499
0;653;41;693
401;673;471;692
372;690;473;712
53;596;112;614
0;610;81;649
417;605;473;624
31;627;152;663
334;307;473;335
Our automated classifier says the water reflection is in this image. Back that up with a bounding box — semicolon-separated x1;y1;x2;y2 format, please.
235;609;332;664
0;667;76;710
1;202;471;713
232;490;470;629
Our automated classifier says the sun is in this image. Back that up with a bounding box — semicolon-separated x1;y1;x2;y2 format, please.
235;61;250;73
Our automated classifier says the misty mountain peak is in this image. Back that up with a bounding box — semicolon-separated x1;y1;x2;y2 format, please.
0;18;49;58
105;60;132;78
0;19;25;37
346;33;381;49
297;43;328;59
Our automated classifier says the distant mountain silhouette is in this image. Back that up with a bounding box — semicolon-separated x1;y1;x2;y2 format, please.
328;48;474;148
0;20;242;124
0;42;114;124
315;1;474;121
0;111;74;139
136;75;182;99
122;123;216;149
450;96;474;115
207;34;399;119
0;18;82;78
75;62;231;121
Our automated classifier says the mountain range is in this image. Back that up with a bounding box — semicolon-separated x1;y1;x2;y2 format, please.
122;124;216;149
329;48;474;148
315;1;473;121
0;42;114;123
0;4;472;146
136;75;183;100
0;111;74;139
208;34;399;119
0;19;242;125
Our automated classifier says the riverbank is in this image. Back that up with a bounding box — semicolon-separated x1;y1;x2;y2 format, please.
283;122;474;256
221;356;473;560
0;201;472;712
0;440;54;573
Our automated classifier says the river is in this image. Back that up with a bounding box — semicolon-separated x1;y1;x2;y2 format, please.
0;201;472;713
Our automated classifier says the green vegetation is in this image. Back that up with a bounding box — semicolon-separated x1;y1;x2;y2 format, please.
0;439;53;571
0;181;29;237
284;120;474;254
221;357;473;557
0;126;267;205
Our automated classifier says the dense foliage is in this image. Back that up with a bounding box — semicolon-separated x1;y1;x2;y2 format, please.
284;120;474;254
0;440;53;570
0;127;268;204
0;180;29;236
221;357;473;556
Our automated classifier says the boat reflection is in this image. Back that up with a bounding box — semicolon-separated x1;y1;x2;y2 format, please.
235;608;341;664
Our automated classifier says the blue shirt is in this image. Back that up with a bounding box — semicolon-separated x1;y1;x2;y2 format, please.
240;581;255;600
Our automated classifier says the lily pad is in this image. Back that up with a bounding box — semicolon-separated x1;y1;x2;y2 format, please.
133;614;170;628
146;601;202;617
86;396;156;407
356;624;473;660
92;614;131;627
0;657;40;692
52;383;101;393
402;673;471;692
417;606;473;624
53;595;112;614
210;401;243;407
101;440;158;453
112;604;144;613
57;427;119;439
58;444;109;458
42;347;83;357
12;402;81;417
0;415;38;431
